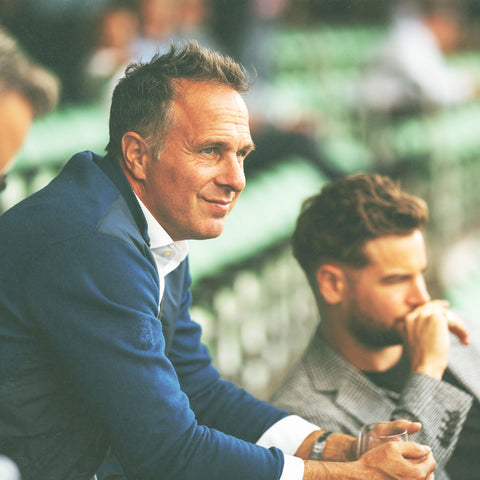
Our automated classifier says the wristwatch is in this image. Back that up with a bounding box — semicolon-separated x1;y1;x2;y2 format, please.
309;431;333;460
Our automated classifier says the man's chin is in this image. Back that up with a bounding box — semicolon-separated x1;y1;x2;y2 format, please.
191;223;226;240
368;335;403;349
354;330;403;349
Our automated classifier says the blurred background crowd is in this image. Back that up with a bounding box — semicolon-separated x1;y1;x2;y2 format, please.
2;0;480;400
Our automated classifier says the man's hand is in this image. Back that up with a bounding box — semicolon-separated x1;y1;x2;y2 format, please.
399;300;469;380
296;420;422;462
354;440;436;479
303;440;436;480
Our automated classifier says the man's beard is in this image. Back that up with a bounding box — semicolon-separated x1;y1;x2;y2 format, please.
345;298;404;349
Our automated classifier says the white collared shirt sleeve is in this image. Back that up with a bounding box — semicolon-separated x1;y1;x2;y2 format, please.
256;415;320;480
281;455;305;480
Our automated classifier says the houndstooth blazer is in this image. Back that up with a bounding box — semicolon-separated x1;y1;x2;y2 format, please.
271;320;480;480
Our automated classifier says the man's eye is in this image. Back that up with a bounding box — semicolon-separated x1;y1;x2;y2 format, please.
202;147;215;154
382;276;409;285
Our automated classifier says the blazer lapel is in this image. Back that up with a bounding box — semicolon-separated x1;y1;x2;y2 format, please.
306;332;397;426
335;367;396;425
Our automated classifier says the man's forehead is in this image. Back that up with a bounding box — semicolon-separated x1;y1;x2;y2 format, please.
363;231;426;267
174;79;244;103
171;82;251;137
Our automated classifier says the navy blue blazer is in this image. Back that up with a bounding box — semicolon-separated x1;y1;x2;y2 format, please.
0;151;288;480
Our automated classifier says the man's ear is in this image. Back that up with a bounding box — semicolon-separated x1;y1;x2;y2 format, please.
316;264;346;305
121;132;151;181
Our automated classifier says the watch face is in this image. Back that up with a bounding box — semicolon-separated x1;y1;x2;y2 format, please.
310;432;333;460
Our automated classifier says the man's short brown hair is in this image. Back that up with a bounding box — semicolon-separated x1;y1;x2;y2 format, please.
106;41;253;160
293;173;429;284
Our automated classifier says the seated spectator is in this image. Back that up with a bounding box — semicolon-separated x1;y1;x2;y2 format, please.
84;0;140;101
131;0;183;61
0;23;58;476
272;173;480;480
0;26;59;188
177;0;223;52
356;0;479;115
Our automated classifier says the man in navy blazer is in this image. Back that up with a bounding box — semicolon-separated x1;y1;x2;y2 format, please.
272;173;479;480
0;42;436;480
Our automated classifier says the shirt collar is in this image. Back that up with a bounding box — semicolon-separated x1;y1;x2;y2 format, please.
135;194;188;261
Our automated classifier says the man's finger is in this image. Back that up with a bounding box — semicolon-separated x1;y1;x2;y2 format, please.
445;311;470;345
388;419;422;436
399;441;432;459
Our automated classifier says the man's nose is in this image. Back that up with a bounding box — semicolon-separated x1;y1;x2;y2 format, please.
408;275;431;306
216;154;246;192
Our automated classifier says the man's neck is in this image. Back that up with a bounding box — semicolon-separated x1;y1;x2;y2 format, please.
319;321;404;373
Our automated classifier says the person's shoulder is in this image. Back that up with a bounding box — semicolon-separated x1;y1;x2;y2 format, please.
0;151;123;250
271;352;314;406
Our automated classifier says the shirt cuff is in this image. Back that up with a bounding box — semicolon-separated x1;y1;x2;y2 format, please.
280;454;305;480
256;415;320;455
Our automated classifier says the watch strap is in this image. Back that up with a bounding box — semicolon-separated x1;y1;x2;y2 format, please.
309;431;333;460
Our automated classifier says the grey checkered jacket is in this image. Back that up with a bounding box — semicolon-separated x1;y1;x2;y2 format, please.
271;321;480;480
